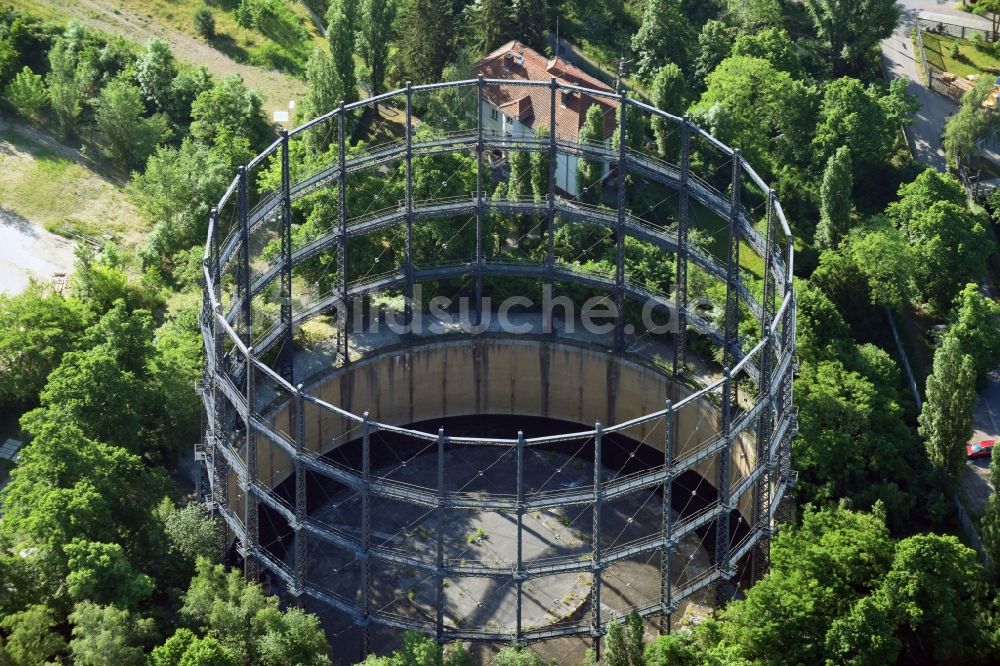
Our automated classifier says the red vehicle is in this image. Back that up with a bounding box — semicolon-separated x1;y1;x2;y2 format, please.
967;440;995;460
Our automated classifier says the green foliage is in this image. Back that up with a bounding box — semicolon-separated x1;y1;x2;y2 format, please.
813;77;916;178
466;0;511;56
690;56;813;177
46;37;83;138
130;138;230;276
0;604;66;666
396;0;453;84
982;453;1000;570
844;217;914;311
943;76;997;163
136;38;178;114
359;0;396;99
649;63;686;158
512;0;549;51
530;125;550;202
725;0;783;34
326;0;359;107
802;0;899;74
887;170;992;312
180;558;332;665
4;66;47;120
732;27;809;80
65;539;154;608
631;0;695;79
577;103;605;204
815;145;852;248
605;620;629;666
919;335;976;488
644;633;702;666
95;78;169;169
693;19;732;84
0;285;93;406
302;47;342;151
194;7;216;39
190;75;270;155
68;602;154;666
946;282;1000;382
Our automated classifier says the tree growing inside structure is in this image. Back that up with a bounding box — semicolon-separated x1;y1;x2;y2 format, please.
815;146;853;249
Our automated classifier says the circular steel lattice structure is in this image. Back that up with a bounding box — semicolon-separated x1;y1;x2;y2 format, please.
198;77;797;650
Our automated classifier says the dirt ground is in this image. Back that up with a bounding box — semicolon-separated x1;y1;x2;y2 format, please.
20;0;307;111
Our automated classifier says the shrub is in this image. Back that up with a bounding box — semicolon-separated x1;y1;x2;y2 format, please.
4;66;47;120
193;7;215;39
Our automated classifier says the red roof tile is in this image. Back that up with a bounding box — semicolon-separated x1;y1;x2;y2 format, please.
475;40;619;141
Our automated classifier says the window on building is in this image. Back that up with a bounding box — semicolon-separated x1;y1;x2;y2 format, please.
491;107;499;121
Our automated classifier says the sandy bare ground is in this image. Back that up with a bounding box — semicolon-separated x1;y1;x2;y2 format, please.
0;210;76;296
27;0;306;109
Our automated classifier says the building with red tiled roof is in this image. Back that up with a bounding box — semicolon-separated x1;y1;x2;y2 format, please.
475;40;618;197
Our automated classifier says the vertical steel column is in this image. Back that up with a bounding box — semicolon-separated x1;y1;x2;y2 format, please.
404;83;415;336
614;90;627;354
660;401;674;635
515;431;526;645
714;368;733;605
209;208;228;550
672;119;691;393
237;167;252;347
279;130;294;383
546;78;557;293
776;241;796;526
590;423;604;656
435;428;447;643
337;102;350;365
722;150;742;392
475;76;485;325
752;191;777;582
293;387;307;600
244;346;259;581
360;413;372;655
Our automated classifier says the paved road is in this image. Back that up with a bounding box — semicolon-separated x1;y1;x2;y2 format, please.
882;1;997;510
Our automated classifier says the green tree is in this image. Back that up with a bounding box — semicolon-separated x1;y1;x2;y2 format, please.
65;539;154;608
878;533;986;663
136;38;178;113
180;637;236;666
947;283;1000;382
732;27;808;79
644;633;703;666
181;558;331;666
649;63;686;158
190;75;270;153
919;335;977;488
0;604;67;666
903;201;991;312
95;78;169;168
149;628;198;666
972;0;1000;40
813;77;916;177
326;0;359;106
512;0;549;51
625;611;645;666
690;56;813;175
530;125;550;202
302;47;342;151
693;19;732;84
0;285;93;406
4;66;47;120
943;77;996;164
577;103;605;204
490;645;544;665
194;6;216;39
815;145;852;248
631;0;695;79
823;595;902;666
802;0;899;74
396;0;452;84
359;0;395;104
726;0;783;34
845;218;914;311
887;168;966;226
46;37;82;138
466;0;511;55
68;602;154;666
981;452;1000;569
605;620;629;666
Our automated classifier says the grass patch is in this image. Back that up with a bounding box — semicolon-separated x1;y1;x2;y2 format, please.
921;30;1000;78
118;0;322;76
0;127;147;249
